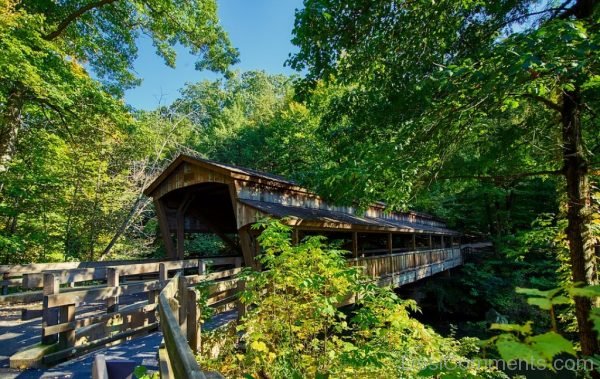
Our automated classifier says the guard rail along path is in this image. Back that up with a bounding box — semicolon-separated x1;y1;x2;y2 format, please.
7;257;242;370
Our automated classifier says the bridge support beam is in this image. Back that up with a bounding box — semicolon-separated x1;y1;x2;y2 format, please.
155;199;176;259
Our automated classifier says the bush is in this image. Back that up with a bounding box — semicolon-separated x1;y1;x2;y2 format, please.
198;219;506;378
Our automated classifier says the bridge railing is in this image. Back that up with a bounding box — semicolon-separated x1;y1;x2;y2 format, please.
10;257;242;368
0;256;241;303
158;266;244;379
350;247;462;284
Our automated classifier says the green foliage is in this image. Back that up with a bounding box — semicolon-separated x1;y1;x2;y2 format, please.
198;219;506;378
133;365;158;379
166;71;323;181
0;0;237;263
483;282;600;371
288;0;599;212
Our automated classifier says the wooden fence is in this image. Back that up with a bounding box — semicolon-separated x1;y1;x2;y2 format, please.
25;257;242;366
157;267;244;379
9;247;464;373
351;247;462;283
0;257;240;304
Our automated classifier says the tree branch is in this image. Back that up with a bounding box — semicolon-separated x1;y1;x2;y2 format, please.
513;93;562;112
43;0;119;40
438;169;562;181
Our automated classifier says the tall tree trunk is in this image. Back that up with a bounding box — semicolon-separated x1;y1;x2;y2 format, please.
0;88;24;172
562;0;600;361
562;88;599;358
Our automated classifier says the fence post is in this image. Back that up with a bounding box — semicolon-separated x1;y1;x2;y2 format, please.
198;260;206;276
178;276;187;336
148;289;158;325
2;272;9;295
187;288;201;353
59;303;76;349
159;263;167;284
107;268;119;313
42;273;59;344
234;257;242;268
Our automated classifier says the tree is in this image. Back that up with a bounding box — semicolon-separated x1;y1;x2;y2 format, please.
0;0;238;262
170;71;322;178
0;0;238;168
289;0;600;358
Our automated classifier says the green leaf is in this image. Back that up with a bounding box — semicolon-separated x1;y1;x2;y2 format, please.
527;297;552;310
527;332;576;360
490;322;532;335
569;286;600;298
550;296;571;305
516;287;560;299
496;339;545;364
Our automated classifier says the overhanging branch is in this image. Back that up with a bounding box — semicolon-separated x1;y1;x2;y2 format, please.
438;169;562;181
43;0;119;40
514;93;562;112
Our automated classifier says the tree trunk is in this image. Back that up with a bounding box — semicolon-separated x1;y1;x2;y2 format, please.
562;88;599;358
0;88;24;172
561;0;600;361
98;195;150;261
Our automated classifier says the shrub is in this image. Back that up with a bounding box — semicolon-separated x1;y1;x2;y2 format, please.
198;219;506;378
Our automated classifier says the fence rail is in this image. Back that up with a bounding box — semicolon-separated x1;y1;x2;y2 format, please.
350;247;462;280
0;256;242;295
158;267;244;379
0;257;241;304
7;257;242;369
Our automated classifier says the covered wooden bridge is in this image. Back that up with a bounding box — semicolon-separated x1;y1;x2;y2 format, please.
144;154;462;286
1;155;464;376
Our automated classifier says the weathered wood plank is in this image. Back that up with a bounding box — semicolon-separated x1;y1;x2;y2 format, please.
43;302;156;335
46;280;162;308
206;278;239;297
43;323;158;365
159;274;206;379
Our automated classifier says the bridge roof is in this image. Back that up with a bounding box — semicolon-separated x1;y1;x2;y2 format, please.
239;199;458;235
145;154;458;236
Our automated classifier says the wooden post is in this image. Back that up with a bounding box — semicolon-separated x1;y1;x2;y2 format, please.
412;234;416;250
107;268;119;313
234;257;242;268
292;228;299;245
148;288;159;325
176;211;185;260
187;288;200;353
92;354;109;379
352;232;358;259
42;273;59;344
388;233;393;277
178;276;187;335
239;228;256;270
154;199;176;258
159;263;168;283
59;304;75;349
2;273;8;295
198;260;206;276
237;279;246;323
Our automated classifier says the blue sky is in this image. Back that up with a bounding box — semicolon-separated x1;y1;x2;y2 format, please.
125;0;304;110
